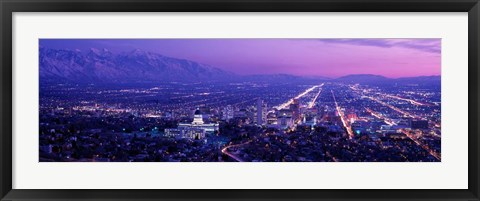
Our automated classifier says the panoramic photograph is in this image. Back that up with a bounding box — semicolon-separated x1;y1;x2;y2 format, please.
39;39;441;162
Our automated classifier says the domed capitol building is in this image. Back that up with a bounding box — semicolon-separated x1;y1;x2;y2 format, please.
164;109;219;139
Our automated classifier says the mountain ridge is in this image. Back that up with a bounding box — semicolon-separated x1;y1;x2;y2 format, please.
335;74;440;84
40;47;440;84
40;47;235;83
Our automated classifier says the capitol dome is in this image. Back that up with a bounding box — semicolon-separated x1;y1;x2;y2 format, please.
192;108;204;125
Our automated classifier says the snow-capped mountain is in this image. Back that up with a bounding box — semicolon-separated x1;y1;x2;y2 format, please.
39;47;234;83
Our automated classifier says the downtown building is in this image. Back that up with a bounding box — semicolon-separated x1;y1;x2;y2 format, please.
256;99;268;125
164;109;219;139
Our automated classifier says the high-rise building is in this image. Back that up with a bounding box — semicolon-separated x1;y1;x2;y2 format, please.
256;99;267;125
290;98;300;121
266;111;278;127
277;109;293;129
222;105;234;121
302;114;317;127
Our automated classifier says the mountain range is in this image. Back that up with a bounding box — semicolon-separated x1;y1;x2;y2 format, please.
335;74;440;84
40;47;233;83
39;47;440;84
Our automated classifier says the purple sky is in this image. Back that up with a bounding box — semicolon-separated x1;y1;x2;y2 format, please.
40;39;441;78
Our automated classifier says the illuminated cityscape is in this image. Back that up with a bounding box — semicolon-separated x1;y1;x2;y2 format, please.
39;39;441;162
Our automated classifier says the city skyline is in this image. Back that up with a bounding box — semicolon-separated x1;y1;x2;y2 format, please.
39;38;441;162
40;39;441;78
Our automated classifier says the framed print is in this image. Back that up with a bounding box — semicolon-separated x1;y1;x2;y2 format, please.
1;0;479;201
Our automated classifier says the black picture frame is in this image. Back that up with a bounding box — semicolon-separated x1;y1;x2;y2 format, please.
1;0;479;200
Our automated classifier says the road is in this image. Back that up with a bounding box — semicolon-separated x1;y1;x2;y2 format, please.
331;90;354;139
221;140;252;162
308;84;324;109
274;84;323;110
365;107;441;161
365;96;419;119
400;130;441;160
382;94;432;106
